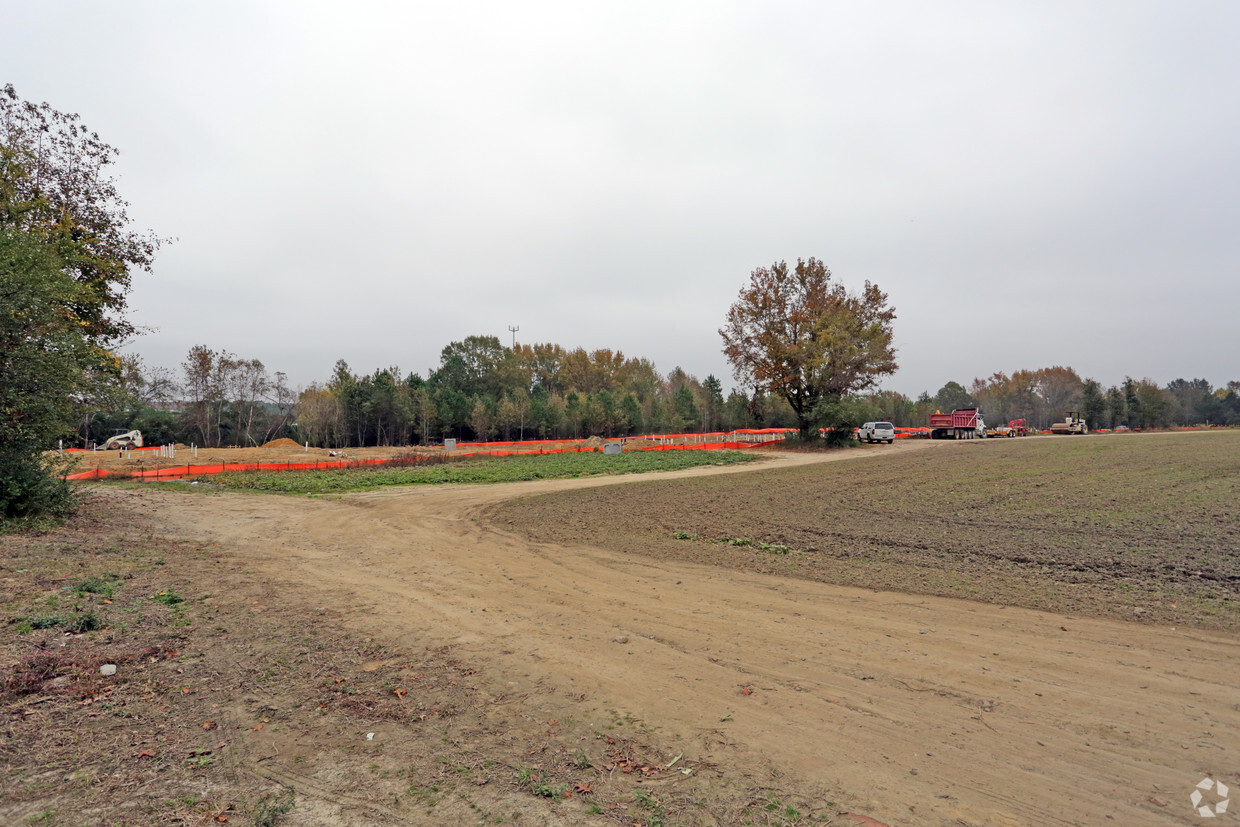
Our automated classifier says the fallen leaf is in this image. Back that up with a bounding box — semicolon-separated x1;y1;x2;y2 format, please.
253;724;263;731
135;749;156;759
741;686;753;696
575;782;593;794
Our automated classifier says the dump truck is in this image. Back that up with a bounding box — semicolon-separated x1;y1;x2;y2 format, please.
101;429;144;450
1049;412;1088;435
928;408;985;440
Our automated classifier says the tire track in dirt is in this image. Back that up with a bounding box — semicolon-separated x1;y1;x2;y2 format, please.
149;442;1240;826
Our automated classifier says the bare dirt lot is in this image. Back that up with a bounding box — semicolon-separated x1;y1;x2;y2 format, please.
58;442;439;476
492;431;1240;630
5;433;1239;826
56;434;735;477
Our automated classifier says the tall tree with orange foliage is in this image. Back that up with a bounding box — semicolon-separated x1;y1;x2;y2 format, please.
720;258;897;439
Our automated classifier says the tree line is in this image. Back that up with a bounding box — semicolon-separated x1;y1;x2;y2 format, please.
90;348;1238;453
866;367;1240;430
89;337;805;449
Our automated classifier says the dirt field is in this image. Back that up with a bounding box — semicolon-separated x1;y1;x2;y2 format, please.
5;434;1239;825
57;442;439;476
492;431;1240;630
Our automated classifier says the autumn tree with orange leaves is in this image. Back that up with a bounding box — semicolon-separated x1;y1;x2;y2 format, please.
720;258;897;439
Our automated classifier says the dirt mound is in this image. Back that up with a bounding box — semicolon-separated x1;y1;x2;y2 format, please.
623;438;658;450
261;437;303;449
580;436;607;449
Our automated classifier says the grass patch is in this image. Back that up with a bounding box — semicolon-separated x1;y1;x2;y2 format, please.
150;589;184;606
252;788;296;827
73;572;123;598
206;450;757;494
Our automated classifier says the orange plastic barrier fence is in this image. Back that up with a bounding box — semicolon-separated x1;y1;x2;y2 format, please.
457;438;587;448
454;441;761;458
65;457;399;482
457;429;796;451
64;430;796;481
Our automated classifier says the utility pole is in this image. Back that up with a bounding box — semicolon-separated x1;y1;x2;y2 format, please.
508;325;520;349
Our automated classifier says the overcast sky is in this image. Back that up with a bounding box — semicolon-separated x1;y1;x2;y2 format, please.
6;2;1238;397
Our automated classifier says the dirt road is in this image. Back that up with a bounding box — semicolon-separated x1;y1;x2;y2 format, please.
150;442;1240;825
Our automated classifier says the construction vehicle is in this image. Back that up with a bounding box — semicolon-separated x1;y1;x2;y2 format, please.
928;408;986;440
101;429;144;450
1049;412;1088;435
989;419;1029;437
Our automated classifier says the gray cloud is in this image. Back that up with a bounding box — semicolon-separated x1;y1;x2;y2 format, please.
7;1;1237;394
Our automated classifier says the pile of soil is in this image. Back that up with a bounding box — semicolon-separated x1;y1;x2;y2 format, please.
260;437;303;449
580;435;607;449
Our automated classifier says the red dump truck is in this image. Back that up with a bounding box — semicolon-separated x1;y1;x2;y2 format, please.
928;408;985;440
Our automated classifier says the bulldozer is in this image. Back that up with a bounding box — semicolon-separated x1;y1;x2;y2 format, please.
101;429;143;450
1049;412;1087;435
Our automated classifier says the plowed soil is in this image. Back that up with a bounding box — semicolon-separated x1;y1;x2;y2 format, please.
6;432;1238;826
492;431;1240;629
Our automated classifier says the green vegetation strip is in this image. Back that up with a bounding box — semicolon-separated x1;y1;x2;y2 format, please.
208;449;757;493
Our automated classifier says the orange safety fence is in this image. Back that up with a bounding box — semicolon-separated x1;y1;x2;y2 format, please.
457;428;795;450
63;445;162;453
453;429;794;457
456;430;795;452
64;429;795;481
454;441;764;458
65;457;399;482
